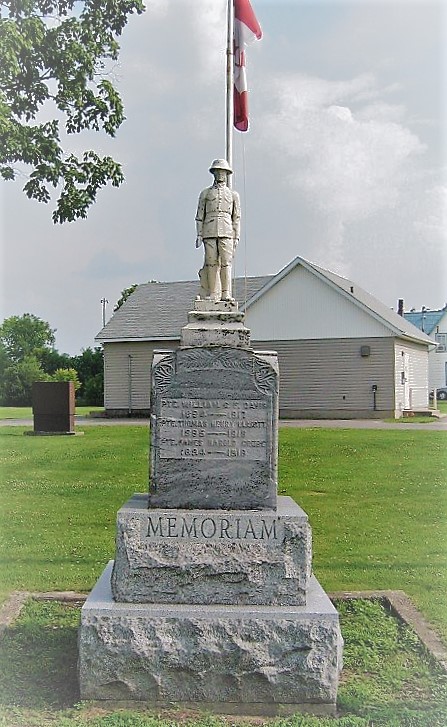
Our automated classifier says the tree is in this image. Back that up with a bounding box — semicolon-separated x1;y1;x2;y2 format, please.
114;283;138;311
113;280;158;311
70;346;103;404
36;347;72;375
0;313;55;362
0;355;50;405
0;314;105;406
0;341;10;375
0;0;144;223
82;372;103;406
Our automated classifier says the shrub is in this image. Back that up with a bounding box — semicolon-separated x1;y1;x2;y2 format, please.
51;368;81;392
0;356;50;405
81;372;104;406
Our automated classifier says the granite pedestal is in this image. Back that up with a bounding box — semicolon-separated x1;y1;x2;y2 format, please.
180;299;250;348
111;495;311;605
80;562;342;714
79;299;343;713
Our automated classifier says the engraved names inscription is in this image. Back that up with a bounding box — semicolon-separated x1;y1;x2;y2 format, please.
158;398;268;460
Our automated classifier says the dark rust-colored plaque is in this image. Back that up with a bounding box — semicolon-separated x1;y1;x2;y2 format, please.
32;381;75;433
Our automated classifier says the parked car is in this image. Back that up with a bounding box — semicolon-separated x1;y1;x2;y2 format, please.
429;387;447;401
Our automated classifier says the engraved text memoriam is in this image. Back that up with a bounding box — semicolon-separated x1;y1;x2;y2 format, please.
145;513;281;541
158;397;268;460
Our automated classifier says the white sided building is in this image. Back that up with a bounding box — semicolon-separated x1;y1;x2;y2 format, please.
96;257;432;419
404;305;447;393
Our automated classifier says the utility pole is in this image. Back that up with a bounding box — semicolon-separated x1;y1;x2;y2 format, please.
100;297;108;328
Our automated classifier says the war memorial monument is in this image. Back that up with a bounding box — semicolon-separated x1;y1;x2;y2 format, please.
78;160;343;715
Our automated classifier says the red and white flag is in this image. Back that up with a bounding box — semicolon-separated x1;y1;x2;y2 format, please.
233;0;262;132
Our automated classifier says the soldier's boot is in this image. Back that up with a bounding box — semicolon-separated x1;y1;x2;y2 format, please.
205;264;219;301
220;264;233;301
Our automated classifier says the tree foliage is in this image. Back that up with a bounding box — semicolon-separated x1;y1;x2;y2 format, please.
113;280;158;311
70;346;103;403
0;341;10;374
114;283;138;311
0;313;55;362
36;347;72;374
0;314;103;405
51;366;81;390
82;371;103;405
0;0;144;222
0;355;50;405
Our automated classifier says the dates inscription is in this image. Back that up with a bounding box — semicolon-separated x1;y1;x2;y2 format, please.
158;398;268;460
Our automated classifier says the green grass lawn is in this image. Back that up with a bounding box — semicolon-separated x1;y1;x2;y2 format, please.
0;407;33;419
0;406;103;419
279;428;447;642
0;425;446;644
0;426;147;600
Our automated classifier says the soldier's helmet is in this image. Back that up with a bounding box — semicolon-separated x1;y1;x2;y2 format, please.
209;159;233;175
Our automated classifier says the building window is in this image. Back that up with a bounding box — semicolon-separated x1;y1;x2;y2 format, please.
435;333;447;352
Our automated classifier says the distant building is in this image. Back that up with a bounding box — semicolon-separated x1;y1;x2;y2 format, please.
404;304;447;391
96;256;432;419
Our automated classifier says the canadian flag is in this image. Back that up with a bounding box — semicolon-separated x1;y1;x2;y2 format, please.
233;0;262;132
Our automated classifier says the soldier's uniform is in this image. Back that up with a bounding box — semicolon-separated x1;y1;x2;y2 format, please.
195;160;241;301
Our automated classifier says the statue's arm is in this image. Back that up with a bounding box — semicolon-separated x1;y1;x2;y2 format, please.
232;190;241;242
195;189;207;244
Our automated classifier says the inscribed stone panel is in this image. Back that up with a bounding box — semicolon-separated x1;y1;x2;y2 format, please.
149;347;278;510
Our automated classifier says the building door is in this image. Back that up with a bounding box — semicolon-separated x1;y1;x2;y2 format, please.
402;353;411;409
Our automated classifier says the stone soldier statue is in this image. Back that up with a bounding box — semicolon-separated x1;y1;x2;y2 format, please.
195;159;241;302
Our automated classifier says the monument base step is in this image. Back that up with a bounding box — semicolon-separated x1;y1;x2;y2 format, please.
112;494;311;606
180;324;251;348
79;562;343;712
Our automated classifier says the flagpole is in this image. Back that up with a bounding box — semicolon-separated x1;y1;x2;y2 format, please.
226;0;234;181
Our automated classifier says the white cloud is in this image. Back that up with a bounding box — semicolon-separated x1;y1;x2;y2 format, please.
257;71;427;271
413;184;447;241
328;105;353;123
273;72;377;114
144;0;169;18
122;0;226;90
355;102;406;123
354;82;404;104
193;0;227;82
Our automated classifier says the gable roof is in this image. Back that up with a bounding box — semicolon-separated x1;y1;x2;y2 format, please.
242;256;431;345
403;308;447;335
96;257;432;346
96;276;272;342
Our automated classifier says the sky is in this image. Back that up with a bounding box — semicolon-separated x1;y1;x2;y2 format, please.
1;0;446;355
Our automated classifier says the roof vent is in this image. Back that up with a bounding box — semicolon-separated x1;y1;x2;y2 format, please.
350;286;354;294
